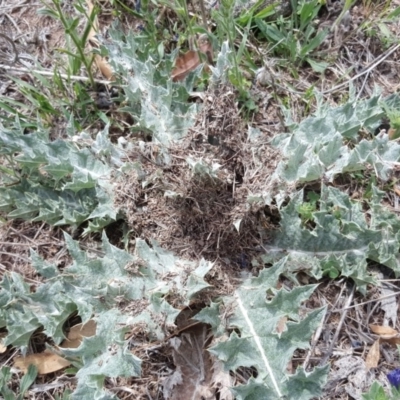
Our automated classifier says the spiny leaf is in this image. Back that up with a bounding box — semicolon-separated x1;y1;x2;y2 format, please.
106;28;198;146
209;259;328;399
0;124;117;230
262;185;400;292
273;92;400;183
0;233;214;396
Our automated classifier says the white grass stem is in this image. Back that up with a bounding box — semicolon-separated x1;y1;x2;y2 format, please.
0;64;117;86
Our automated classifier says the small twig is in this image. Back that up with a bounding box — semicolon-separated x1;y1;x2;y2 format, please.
0;251;31;263
5;12;21;35
0;263;40;284
0;1;34;12
33;221;46;241
322;43;400;94
146;386;154;400
9;227;42;245
303;298;326;370
355;70;370;102
109;386;141;396
320;284;355;366
334;290;400;311
198;0;208;32
0;241;37;246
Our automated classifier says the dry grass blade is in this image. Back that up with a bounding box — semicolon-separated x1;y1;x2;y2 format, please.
320;284;355;366
322;43;400;95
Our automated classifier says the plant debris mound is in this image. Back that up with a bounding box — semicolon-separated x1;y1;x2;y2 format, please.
114;84;282;267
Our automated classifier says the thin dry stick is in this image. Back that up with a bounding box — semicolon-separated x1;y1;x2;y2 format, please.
0;251;30;263
0;64;115;86
10;226;43;245
304;282;346;369
0;242;36;246
355;70;370;102
33;221;46;241
322;43;400;94
198;0;208;32
320;284;355;366
337;290;400;311
303;298;326;370
0;263;40;284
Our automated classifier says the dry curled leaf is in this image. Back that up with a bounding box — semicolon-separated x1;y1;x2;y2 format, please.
60;319;97;349
365;339;380;370
13;320;97;374
172;35;213;82
369;324;398;337
14;350;71;375
369;324;400;346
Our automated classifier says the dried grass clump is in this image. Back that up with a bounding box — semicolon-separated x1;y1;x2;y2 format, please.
114;84;282;268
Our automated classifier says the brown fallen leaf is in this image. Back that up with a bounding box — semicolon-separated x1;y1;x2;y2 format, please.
60;319;97;349
14;320;97;375
369;324;400;346
14;350;71;375
172;50;201;82
172;35;213;82
93;54;114;81
369;324;398;336
86;0;114;80
365;339;380;370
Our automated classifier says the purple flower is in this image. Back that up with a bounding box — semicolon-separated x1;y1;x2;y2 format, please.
387;369;400;389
